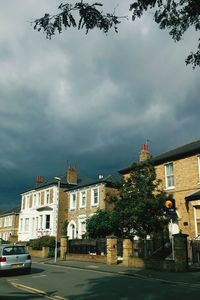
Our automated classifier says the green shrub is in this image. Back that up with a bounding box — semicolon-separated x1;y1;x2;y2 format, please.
29;236;55;250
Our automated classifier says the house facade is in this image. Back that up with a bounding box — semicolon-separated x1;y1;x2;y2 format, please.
18;166;78;242
66;176;117;239
119;140;200;240
0;207;20;242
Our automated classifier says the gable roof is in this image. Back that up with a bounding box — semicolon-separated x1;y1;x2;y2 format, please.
119;139;200;174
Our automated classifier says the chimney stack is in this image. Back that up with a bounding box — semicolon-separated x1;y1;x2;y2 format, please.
67;165;78;185
36;176;45;186
139;143;151;162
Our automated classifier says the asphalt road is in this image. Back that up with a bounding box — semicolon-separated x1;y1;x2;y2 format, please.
1;261;200;300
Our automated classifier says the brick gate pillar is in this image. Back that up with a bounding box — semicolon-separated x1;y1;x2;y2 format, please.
106;236;118;265
173;233;188;272
123;239;133;267
60;236;68;260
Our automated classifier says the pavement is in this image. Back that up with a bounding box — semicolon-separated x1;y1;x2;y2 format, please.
32;257;200;287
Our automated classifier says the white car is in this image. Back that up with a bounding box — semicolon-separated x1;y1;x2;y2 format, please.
0;244;32;274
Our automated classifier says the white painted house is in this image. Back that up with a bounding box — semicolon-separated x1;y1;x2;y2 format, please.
18;166;78;242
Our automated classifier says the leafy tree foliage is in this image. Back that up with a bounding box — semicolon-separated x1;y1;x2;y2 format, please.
86;209;114;238
33;1;200;68
85;162;171;239
111;161;170;239
33;2;121;39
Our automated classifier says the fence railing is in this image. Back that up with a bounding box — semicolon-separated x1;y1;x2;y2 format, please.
68;239;107;255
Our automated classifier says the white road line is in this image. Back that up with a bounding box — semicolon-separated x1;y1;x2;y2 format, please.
10;282;68;300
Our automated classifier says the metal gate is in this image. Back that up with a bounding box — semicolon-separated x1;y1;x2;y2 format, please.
191;240;200;265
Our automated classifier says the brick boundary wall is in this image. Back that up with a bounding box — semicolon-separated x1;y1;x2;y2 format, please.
65;253;106;263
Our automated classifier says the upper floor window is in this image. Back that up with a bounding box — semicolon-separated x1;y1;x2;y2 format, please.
22;197;25;210
46;190;50;204
38;192;41;206
33;194;37;207
165;162;175;189
4;216;12;227
91;187;99;206
80;191;86;208
70;193;77;210
26;195;30;209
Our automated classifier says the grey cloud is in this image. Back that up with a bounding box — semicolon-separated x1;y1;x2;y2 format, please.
0;1;199;207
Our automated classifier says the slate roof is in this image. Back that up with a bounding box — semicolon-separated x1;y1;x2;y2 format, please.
0;206;20;216
119;140;200;174
151;140;200;165
21;173;117;194
65;175;117;191
21;173;96;194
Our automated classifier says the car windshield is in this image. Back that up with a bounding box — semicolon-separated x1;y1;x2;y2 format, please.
2;246;28;255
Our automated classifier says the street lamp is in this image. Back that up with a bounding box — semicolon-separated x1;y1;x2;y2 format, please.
54;176;61;263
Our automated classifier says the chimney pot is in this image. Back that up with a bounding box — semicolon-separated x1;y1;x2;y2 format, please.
139;143;151;162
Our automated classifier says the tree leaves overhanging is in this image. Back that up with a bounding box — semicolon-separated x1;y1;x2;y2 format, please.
33;1;200;68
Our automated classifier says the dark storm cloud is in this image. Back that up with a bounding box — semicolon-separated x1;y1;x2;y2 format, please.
0;0;199;207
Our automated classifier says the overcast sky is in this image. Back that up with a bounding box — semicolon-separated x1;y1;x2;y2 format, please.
0;0;199;208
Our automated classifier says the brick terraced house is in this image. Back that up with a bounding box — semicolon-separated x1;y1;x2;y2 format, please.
0;207;20;242
119;140;200;240
66;175;117;239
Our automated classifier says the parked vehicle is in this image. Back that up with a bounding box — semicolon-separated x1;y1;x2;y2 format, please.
0;244;32;274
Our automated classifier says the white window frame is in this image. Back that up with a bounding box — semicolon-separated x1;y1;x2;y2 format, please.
33;193;37;207
24;218;29;232
46;190;50;204
80;190;87;208
91;187;99;207
20;218;23;232
198;155;200;183
165;162;175;190
78;215;86;238
194;207;200;237
39;215;43;229
38;192;41;206
70;192;77;210
45;214;51;229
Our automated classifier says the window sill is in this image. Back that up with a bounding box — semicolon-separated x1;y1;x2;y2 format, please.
91;204;99;207
165;186;175;191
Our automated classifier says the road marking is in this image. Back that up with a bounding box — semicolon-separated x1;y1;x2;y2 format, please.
33;261;200;289
31;274;47;278
10;282;68;300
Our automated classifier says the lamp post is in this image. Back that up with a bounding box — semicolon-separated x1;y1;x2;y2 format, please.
54;176;61;263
